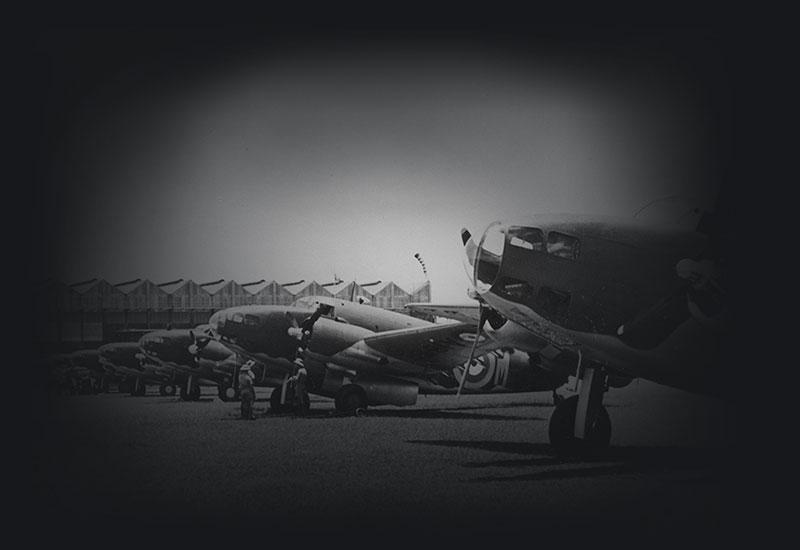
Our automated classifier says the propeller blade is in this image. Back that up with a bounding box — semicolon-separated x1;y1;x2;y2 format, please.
456;302;488;399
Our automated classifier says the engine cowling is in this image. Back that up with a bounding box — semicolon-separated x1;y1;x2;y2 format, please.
320;368;419;406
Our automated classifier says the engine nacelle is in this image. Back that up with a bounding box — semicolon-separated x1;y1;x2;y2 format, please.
607;374;634;388
321;368;419;407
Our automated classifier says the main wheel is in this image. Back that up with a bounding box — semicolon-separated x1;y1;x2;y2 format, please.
548;395;611;456
218;385;240;402
270;387;290;413
334;384;367;415
131;380;146;396
159;383;176;397
189;384;201;401
179;384;192;401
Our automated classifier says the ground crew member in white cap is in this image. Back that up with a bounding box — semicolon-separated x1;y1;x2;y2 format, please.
238;360;256;420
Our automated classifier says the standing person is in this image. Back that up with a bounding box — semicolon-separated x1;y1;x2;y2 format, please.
290;355;309;416
238;360;256;420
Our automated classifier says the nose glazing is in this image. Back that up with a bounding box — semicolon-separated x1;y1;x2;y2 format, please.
473;222;506;293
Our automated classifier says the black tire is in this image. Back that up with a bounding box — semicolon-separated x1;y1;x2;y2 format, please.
270;387;290;413
548;395;611;456
218;385;240;402
131;380;146;396
189;384;201;401
179;384;192;401
334;384;367;415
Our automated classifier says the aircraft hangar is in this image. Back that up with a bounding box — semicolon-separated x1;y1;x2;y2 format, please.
33;278;431;350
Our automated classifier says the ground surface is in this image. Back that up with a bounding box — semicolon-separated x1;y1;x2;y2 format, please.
32;380;737;539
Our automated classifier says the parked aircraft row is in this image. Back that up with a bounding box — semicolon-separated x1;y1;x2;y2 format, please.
43;295;568;408
43;209;725;455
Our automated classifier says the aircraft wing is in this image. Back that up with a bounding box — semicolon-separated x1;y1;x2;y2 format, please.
360;322;497;371
404;303;482;324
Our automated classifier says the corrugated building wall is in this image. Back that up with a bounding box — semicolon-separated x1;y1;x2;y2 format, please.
34;279;430;347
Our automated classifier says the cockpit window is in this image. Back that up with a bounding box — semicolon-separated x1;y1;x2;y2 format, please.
244;314;260;326
546;231;580;260
507;226;544;251
230;312;244;324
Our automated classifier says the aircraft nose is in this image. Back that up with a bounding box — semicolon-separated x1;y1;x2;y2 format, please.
472;222;506;293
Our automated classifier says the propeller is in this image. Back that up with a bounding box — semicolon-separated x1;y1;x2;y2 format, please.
456;301;489;399
286;312;303;340
188;330;212;359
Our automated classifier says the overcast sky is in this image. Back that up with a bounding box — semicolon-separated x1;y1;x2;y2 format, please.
36;31;723;303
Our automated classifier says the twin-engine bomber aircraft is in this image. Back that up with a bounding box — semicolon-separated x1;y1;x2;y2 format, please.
137;327;244;401
411;214;724;454
98;341;172;396
198;296;567;414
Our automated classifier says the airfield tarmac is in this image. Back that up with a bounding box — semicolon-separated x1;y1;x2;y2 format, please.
33;380;738;539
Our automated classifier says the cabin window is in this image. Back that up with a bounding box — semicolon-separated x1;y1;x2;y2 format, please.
546;231;580;260
507;227;544;251
244;314;260;326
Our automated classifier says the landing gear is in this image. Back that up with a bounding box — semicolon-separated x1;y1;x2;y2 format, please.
270;386;292;413
159;383;177;397
79;379;94;395
548;366;611;456
94;377;109;394
549;395;611;455
131;378;146;396
334;384;367;416
180;380;201;401
218;385;240;402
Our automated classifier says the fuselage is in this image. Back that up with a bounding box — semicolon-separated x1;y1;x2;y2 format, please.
470;214;722;395
138;328;235;385
208;301;563;399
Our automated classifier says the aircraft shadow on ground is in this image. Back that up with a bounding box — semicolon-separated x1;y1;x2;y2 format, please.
260;409;546;421
406;439;724;482
357;409;545;421
153;397;218;404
